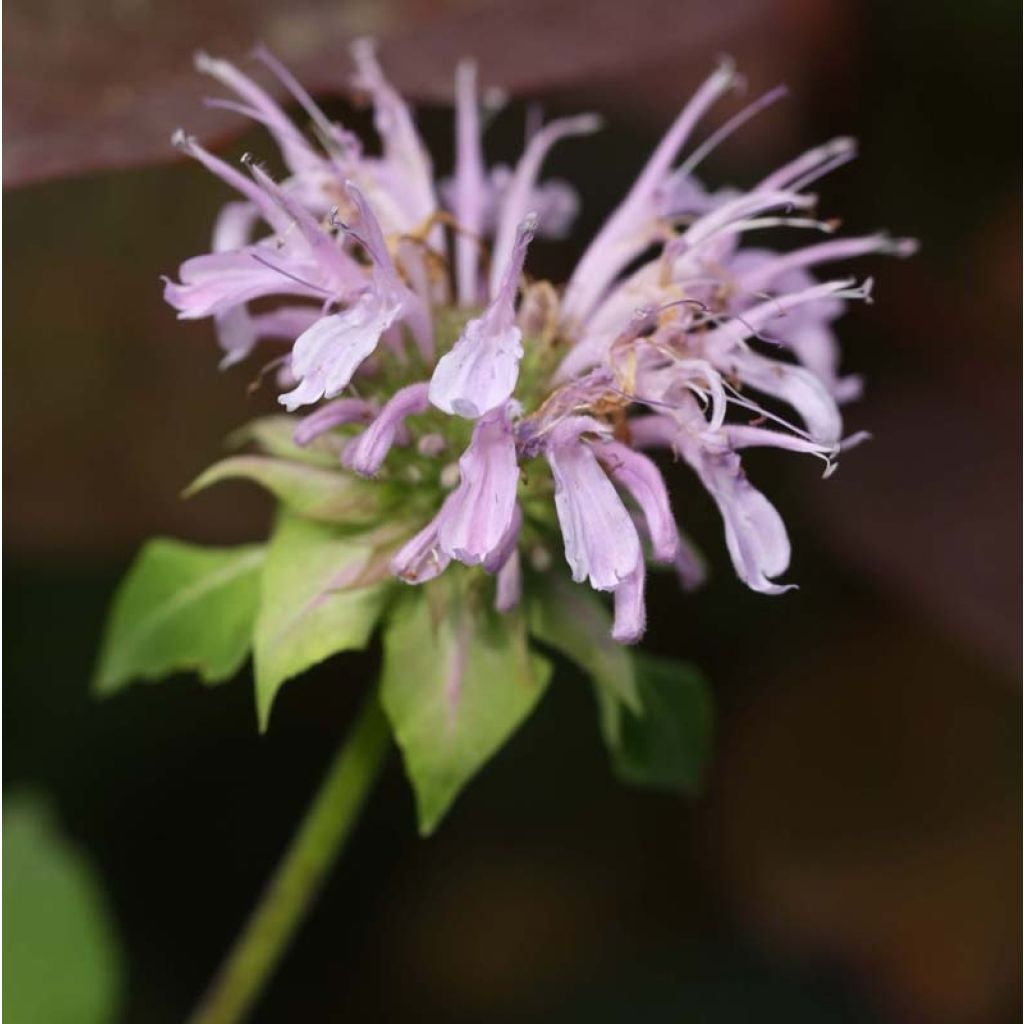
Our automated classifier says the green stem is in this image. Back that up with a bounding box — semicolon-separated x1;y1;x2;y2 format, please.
187;694;390;1024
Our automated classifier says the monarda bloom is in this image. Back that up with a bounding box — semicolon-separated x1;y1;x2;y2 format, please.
102;40;914;834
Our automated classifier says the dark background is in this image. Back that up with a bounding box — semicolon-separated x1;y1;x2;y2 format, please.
4;0;1021;1020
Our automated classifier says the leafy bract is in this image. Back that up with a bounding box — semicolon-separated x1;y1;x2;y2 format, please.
528;575;641;742
381;577;551;835
228;415;342;468
93;538;263;694
253;514;392;729
601;653;713;795
185;455;384;525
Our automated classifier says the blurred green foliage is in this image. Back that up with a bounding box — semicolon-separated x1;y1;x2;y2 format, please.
3;794;124;1024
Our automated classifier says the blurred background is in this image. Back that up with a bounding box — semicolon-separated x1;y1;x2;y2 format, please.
3;0;1020;1020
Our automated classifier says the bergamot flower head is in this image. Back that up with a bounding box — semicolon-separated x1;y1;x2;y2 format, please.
99;45;918;1016
164;40;916;640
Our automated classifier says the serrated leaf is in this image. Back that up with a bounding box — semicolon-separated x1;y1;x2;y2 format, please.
3;793;124;1024
601;653;713;796
254;514;392;730
228;415;342;468
528;575;641;741
185;455;384;525
93;539;264;694
381;578;551;835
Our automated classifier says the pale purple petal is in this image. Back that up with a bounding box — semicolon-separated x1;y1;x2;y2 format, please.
195;52;324;178
722;425;837;457
437;407;519;565
391;518;451;584
674;532;707;592
594;441;678;563
164;249;325;319
628;412;795;593
452;60;486;307
546;417;642;591
482;503;523;574
279;291;402;411
171;131;292;237
659;85;789;210
562;60;737;322
612;561;646;644
251;305;321;338
350;38;437;231
209;200;264;366
252;45;354;161
293;398;377;446
441;165;581;241
495;549;522;613
757;136;857;192
628;413;687;450
719;347;843;445
429;217;535;418
343;382;430;476
735;235;917;295
672;430;794;594
702;454;793;594
346;182;434;360
489;114;600;296
245;160;362;293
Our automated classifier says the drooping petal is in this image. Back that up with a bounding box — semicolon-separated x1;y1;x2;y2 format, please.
545;417;643;591
690;447;794;595
208;200;264;365
482;503;523;574
343;382;430;476
437;407;519;565
207;304;317;373
429;217;535;418
390;518;451;584
612;561;646;644
674;531;707;592
279;290;403;411
494;549;522;613
629;412;794;594
718;347;843;445
594;440;678;563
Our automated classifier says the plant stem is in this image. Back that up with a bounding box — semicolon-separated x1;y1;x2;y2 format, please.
187;694;390;1024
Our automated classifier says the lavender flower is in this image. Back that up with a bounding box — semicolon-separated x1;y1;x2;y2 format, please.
165;42;915;643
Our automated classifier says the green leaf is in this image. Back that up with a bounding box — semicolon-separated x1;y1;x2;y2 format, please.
186;455;384;525
254;514;392;729
528;575;641;740
381;577;551;835
3;793;124;1024
228;415;342;468
601;653;713;796
94;539;264;694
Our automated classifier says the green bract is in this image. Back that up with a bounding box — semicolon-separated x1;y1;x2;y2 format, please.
94;404;712;832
